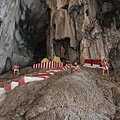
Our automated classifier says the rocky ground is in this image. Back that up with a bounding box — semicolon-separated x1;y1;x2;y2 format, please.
0;66;119;120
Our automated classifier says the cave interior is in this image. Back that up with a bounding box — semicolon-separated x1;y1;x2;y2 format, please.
19;5;51;64
53;38;78;62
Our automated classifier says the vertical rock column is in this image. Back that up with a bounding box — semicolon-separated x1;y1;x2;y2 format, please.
46;0;77;60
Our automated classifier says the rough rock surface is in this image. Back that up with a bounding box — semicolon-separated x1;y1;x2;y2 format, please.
0;67;120;120
0;0;120;76
0;0;50;73
0;0;120;119
47;0;120;62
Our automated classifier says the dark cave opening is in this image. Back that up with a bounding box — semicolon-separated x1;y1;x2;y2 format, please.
19;3;51;64
53;24;56;30
102;11;114;28
33;39;47;63
30;26;50;64
53;38;70;60
53;38;78;62
86;9;89;16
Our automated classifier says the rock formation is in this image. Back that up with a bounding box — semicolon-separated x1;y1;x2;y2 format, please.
0;68;120;120
0;0;51;73
0;0;120;75
0;0;120;119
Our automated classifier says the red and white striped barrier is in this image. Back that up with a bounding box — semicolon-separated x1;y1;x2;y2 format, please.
18;79;25;85
3;64;71;91
11;82;19;90
35;72;54;79
83;59;102;68
56;62;64;68
4;84;11;91
92;59;101;67
33;61;63;69
63;65;71;70
24;76;44;83
4;82;19;90
0;88;5;95
83;59;92;67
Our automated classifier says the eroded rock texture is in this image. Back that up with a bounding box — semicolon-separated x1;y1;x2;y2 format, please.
47;0;120;73
0;69;120;120
0;0;50;73
0;0;120;75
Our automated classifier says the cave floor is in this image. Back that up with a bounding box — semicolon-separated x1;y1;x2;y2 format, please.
0;66;118;88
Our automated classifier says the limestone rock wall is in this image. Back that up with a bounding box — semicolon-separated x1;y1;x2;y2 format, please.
0;0;32;73
47;0;120;75
47;0;120;60
0;0;50;74
0;0;119;75
0;0;21;73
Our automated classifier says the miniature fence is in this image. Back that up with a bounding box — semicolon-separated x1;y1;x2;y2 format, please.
92;59;101;67
33;61;63;69
83;59;92;66
83;59;101;67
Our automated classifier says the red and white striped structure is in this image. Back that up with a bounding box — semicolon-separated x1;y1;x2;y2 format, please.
24;76;44;83
35;72;54;79
92;59;101;67
18;79;25;85
3;64;70;91
4;84;11;91
83;59;102;68
83;59;92;67
0;88;5;94
33;61;63;69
